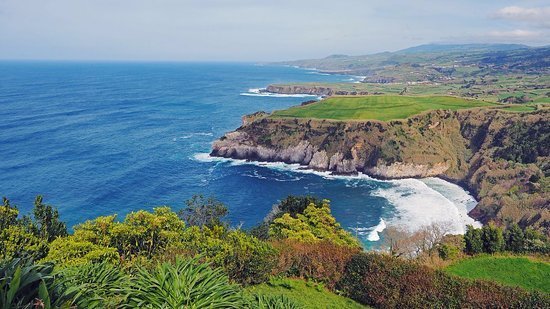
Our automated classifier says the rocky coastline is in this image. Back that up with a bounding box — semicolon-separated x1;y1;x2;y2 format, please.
211;108;550;232
265;85;369;96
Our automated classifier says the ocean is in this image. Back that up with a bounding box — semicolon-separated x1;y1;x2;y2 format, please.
0;62;479;247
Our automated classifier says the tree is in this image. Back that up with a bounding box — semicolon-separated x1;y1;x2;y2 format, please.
0;197;18;231
504;223;524;253
482;223;504;254
72;207;185;259
30;195;68;242
464;225;483;254
523;228;549;253
383;222;451;259
178;195;228;229
274;195;322;219
269;200;360;248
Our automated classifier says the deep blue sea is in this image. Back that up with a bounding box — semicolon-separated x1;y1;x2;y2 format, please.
0;62;479;246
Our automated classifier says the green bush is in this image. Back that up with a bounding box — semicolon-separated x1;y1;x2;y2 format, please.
178;226;277;285
337;253;550;308
72;206;185;259
178;194;228;229
464;225;483;254
437;244;460;260
269;200;360;248
482;223;504;253
44;237;119;266
504;223;525;252
0;196;66;260
464;224;548;255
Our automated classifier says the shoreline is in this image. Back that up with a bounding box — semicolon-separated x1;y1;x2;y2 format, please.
196;152;482;239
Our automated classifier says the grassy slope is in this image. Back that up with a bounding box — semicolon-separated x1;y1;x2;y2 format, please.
245;278;366;309
270;74;550;103
272;95;498;121
445;255;550;293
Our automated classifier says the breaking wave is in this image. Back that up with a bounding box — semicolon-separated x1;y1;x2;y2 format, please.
194;153;480;240
240;88;321;99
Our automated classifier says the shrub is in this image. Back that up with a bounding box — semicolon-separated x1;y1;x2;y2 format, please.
523;228;549;253
28;195;68;242
72;207;185;258
337;252;550;308
504;223;525;252
0;196;67;260
438;243;460;260
271;239;360;289
127;257;244;308
269;200;360;248
44;237;119;267
464;225;483;254
177;226;277;285
178;194;228;229
482;223;504;253
0;225;47;260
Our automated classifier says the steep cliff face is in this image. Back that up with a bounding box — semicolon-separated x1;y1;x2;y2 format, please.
266;85;369;96
212;109;550;233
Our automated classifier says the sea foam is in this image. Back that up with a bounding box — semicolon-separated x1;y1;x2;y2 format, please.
240;88;321;99
373;178;481;235
366;219;387;241
193;153;481;240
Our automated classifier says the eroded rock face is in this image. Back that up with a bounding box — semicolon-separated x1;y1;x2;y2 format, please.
210;108;550;232
265;85;369;96
308;151;329;170
365;162;450;179
211;110;464;178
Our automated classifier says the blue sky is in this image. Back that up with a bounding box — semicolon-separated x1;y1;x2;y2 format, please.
0;0;548;61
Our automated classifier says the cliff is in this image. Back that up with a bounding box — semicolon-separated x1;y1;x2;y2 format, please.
212;109;550;233
266;85;369;96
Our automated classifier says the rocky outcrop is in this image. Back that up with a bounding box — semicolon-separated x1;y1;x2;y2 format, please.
365;162;450;179
211;108;550;233
265;85;369;96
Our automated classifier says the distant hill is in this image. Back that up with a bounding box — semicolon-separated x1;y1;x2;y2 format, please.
275;44;550;82
395;43;530;54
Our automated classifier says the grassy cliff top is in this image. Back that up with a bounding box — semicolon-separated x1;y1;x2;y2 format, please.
445;255;550;293
271;95;499;121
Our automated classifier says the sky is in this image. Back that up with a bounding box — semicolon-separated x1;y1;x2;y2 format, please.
0;0;549;61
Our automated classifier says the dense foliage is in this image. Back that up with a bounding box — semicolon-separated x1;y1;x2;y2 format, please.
464;223;548;255
1;194;549;308
0;197;67;261
268;200;360;248
337;253;550;308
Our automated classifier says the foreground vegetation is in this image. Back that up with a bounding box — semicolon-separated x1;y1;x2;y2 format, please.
446;255;550;293
1;195;549;308
271;95;498;121
245;278;365;309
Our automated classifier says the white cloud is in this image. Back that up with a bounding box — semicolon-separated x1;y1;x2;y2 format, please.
493;6;550;27
488;29;541;40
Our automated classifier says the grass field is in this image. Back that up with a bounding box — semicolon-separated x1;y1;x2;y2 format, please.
271;95;498;121
245;278;366;308
445;255;550;292
498;104;539;112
